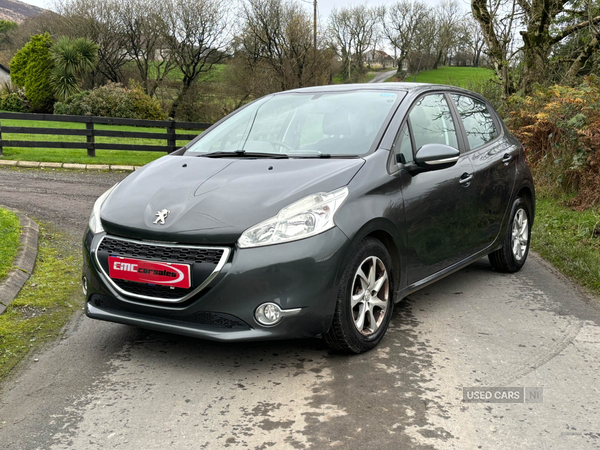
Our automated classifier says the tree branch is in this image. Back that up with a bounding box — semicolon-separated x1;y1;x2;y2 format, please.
551;15;600;44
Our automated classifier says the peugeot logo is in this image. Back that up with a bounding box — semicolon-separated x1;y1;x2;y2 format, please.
153;209;170;225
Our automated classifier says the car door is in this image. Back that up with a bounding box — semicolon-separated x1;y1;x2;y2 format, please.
449;94;517;252
393;93;478;285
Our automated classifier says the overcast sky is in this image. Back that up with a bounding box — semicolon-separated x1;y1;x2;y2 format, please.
19;0;470;19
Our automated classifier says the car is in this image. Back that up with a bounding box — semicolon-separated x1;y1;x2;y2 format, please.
82;83;535;353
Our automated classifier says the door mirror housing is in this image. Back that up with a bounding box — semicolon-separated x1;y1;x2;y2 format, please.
413;144;460;171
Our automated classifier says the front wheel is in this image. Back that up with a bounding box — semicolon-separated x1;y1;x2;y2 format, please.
489;197;532;273
324;238;394;353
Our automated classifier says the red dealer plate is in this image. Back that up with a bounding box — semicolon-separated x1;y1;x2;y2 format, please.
108;256;191;289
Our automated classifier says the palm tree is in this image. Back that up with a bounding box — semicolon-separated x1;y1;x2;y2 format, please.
50;37;99;101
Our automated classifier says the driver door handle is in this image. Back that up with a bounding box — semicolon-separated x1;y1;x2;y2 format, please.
459;173;474;186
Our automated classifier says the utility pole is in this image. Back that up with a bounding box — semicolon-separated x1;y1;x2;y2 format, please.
301;0;318;55
313;0;317;53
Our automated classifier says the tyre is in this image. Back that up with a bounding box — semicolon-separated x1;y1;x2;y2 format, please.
489;197;532;273
324;237;394;353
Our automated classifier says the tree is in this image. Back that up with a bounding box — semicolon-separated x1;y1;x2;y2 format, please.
0;20;17;48
162;0;231;116
432;0;464;69
118;0;173;96
10;33;54;112
50;37;99;101
328;5;380;80
472;0;600;94
55;0;129;84
381;0;430;73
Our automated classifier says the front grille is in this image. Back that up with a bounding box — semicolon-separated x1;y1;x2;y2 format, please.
91;295;250;330
96;236;229;302
98;237;224;264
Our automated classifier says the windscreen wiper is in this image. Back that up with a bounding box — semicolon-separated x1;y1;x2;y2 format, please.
199;151;288;159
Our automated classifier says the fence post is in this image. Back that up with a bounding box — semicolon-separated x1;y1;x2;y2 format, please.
86;121;95;157
167;120;176;153
0;118;3;158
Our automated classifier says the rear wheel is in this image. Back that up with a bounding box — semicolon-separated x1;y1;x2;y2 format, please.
489;197;531;273
324;238;394;353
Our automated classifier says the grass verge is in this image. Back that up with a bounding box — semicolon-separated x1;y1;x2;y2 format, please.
0;120;205;165
532;196;600;295
0;224;80;380
386;66;495;87
0;208;20;282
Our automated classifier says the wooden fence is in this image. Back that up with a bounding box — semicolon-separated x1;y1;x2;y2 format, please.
0;112;213;157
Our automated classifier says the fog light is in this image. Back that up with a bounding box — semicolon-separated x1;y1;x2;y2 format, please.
82;276;88;296
255;303;283;326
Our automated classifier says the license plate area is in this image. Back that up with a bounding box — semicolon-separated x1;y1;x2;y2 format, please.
108;256;191;289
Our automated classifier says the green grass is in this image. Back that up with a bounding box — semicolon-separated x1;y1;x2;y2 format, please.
0;208;20;282
414;67;495;87
0;224;80;380
0;119;205;165
386;66;496;88
532;196;600;295
124;62;225;83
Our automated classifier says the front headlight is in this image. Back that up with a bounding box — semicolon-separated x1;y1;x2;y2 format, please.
88;183;119;234
238;186;349;248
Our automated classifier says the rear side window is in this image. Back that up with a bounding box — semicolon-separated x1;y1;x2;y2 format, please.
408;94;458;151
451;94;499;150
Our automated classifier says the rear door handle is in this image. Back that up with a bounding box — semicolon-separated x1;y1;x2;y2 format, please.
502;153;513;165
459;173;473;186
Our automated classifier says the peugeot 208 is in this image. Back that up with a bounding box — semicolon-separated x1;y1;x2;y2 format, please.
82;83;535;353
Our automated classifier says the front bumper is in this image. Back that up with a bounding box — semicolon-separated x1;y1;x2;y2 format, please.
82;227;351;341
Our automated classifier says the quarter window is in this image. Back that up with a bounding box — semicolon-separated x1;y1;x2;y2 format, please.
392;122;413;164
408;94;458;151
451;94;498;150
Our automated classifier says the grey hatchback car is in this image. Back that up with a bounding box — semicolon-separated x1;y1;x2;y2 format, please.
82;83;534;353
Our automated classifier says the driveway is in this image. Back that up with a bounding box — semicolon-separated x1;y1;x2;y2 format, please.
1;167;599;449
369;69;397;83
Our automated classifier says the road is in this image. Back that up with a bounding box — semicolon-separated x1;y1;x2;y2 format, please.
1;167;600;450
369;69;397;83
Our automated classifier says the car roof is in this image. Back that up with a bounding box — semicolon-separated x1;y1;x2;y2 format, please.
280;82;491;105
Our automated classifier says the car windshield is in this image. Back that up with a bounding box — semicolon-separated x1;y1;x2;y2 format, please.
185;91;402;157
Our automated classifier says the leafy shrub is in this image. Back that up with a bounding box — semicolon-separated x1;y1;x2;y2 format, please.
0;92;28;112
9;33;54;113
506;77;600;208
0;82;29;112
54;82;166;120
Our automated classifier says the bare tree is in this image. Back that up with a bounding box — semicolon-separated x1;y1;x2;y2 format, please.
233;0;333;97
162;0;231;116
381;0;430;73
328;7;354;78
118;0;173;96
328;5;379;80
433;0;464;69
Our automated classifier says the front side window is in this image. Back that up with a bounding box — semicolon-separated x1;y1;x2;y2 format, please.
408;94;458;151
185;91;402;157
451;94;498;150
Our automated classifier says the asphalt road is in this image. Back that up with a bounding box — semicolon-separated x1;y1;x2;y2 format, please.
1;167;600;450
368;70;397;83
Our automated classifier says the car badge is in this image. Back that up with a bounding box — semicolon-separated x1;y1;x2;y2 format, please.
153;209;170;225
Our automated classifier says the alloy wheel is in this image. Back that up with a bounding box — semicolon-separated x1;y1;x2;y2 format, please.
511;208;529;261
351;256;390;336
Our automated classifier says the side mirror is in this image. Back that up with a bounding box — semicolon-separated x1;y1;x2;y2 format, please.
413;144;459;171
